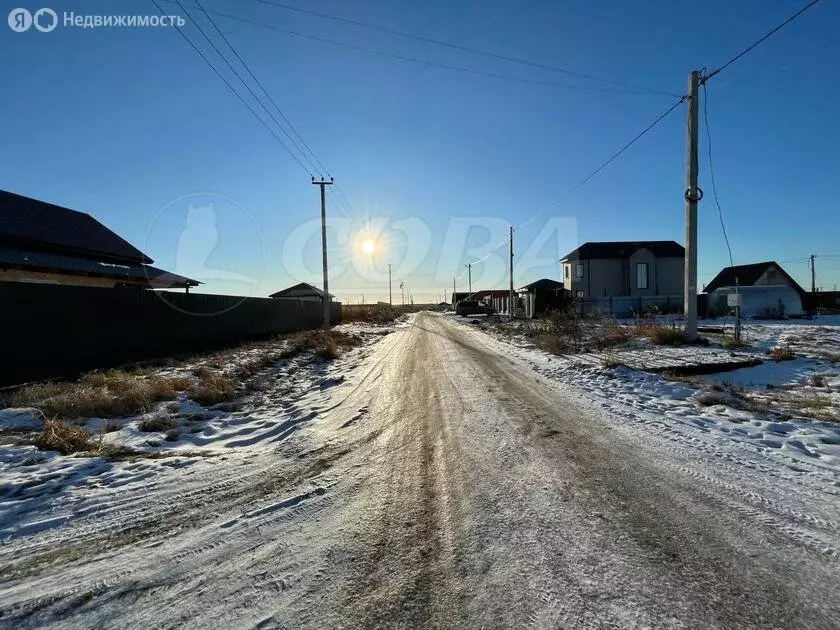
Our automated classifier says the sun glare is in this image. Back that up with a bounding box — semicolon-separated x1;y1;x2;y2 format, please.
361;238;376;255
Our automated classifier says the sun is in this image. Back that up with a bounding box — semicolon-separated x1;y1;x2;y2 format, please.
361;238;376;255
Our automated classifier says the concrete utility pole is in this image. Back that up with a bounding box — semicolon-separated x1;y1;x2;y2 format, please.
465;263;472;295
683;71;701;341
312;177;334;329
509;225;515;317
810;254;817;292
400;281;405;306
388;263;393;305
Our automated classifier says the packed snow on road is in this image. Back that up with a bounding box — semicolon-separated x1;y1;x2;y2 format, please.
1;312;838;628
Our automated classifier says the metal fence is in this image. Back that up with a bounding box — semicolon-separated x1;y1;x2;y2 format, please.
574;295;685;317
0;283;341;385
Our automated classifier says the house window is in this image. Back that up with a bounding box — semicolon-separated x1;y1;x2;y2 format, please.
636;262;649;289
575;263;584;279
575;290;584;298
564;265;570;279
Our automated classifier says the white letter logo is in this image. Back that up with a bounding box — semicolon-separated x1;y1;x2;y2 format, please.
8;8;32;32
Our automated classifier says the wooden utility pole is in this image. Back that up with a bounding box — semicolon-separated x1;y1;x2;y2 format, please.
452;277;456;306
388;263;393;305
509;225;515;317
684;71;701;341
400;281;405;306
312;177;334;329
810;254;817;292
465;263;472;295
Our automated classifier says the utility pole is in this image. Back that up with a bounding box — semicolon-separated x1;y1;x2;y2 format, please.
810;254;817;292
400;281;405;306
465;263;472;295
312;176;334;329
509;225;515;317
452;277;456;305
684;71;701;341
388;263;393;305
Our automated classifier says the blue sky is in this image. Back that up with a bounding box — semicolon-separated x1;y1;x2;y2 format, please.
2;0;839;302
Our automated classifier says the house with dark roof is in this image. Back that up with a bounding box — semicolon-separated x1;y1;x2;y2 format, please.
269;282;332;302
0;190;198;290
560;241;684;299
703;261;806;299
703;261;807;317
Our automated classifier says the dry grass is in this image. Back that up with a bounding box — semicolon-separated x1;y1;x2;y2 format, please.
697;391;728;406
810;374;829;388
281;330;363;361
642;324;685;346
768;345;795;361
723;337;748;349
342;303;401;325
138;412;179;432
189;372;236;406
33;418;99;455
5;370;194;419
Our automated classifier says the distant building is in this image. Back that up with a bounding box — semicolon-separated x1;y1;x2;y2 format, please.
270;282;332;302
703;261;807;317
703;261;806;299
0;190;199;290
560;241;685;299
517;279;567;318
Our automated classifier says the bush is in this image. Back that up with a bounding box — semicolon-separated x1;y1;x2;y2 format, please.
33;418;98;455
723;337;748;349
810;374;828;388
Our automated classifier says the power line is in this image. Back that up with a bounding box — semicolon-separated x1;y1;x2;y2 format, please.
172;0;319;175
703;0;825;84
168;4;673;95
548;95;686;206
191;0;331;177
151;0;311;174
702;82;733;268
451;95;686;276
245;0;680;97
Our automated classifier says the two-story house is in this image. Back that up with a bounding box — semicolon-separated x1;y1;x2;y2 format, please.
560;241;685;299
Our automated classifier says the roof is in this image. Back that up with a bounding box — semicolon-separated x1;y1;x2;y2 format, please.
0;247;199;288
703;261;806;297
560;241;685;261
270;282;333;299
518;278;565;292
0;189;152;264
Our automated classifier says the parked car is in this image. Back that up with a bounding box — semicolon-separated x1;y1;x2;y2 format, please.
455;300;495;316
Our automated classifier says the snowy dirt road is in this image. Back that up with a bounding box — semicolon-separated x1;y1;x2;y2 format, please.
2;312;839;629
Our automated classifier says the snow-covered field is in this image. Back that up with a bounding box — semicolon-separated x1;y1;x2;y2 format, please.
0;322;400;542
462;314;840;473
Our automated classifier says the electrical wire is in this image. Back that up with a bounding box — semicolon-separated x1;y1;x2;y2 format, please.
151;0;311;174
172;0;320;175
702;83;733;268
191;0;331;177
451;95;686;279
164;4;673;95
244;0;680;97
703;0;825;84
